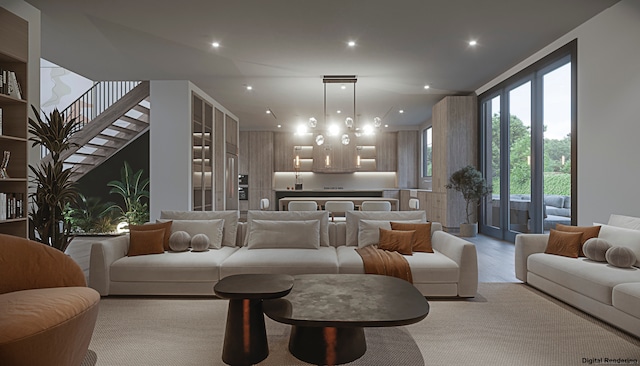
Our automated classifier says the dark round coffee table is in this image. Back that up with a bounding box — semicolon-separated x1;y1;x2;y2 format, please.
214;274;294;366
263;274;429;365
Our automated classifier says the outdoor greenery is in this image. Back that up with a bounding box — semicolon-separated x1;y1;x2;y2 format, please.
28;106;79;251
108;161;150;227
64;193;118;233
445;165;492;224
490;114;571;196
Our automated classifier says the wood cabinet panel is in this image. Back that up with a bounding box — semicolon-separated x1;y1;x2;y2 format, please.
0;8;29;237
397;131;418;188
430;95;477;230
375;132;397;172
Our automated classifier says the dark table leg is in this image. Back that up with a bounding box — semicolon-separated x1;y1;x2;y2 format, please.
288;325;366;365
222;299;269;366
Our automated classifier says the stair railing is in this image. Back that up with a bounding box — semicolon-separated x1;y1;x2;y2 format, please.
40;80;142;158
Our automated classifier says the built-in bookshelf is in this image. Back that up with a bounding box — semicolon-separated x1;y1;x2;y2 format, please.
0;7;29;237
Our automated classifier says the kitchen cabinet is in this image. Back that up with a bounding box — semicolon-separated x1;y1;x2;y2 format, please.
191;93;214;211
375;132;397;172
311;140;356;173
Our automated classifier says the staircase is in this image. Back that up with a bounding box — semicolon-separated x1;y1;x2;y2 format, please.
41;81;150;181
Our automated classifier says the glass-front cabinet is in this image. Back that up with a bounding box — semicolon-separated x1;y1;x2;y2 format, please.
192;93;214;211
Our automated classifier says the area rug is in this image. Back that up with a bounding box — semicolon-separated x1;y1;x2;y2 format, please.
81;283;640;365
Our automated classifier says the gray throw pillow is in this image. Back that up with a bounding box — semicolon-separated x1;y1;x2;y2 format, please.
605;246;637;268
191;234;211;252
169;231;191;252
582;238;612;262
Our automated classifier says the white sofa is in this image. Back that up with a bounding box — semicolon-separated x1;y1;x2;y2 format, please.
515;214;640;338
89;210;478;298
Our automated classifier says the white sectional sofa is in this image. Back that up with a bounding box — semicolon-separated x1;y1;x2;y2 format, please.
89;210;478;298
515;214;640;338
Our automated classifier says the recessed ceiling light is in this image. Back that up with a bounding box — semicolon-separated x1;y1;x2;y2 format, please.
337;110;341;114
424;85;430;90
246;85;253;91
266;109;271;114
348;41;356;47
341;85;346;90
469;40;477;46
384;124;389;128
399;110;404;114
277;124;281;128
211;42;220;48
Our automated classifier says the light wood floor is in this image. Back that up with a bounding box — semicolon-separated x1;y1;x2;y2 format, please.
65;233;519;284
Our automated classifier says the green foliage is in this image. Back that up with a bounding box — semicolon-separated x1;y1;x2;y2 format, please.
28;106;79;251
108;161;150;227
445;165;492;224
491;113;571;195
543;172;571;195
65;193;118;233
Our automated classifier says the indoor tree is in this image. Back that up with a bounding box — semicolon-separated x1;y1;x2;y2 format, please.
28;106;80;251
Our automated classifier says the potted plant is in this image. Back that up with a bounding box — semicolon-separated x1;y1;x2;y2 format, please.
28;106;80;251
445;165;492;237
107;161;150;228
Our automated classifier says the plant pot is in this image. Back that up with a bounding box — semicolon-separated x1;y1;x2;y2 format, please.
460;222;478;237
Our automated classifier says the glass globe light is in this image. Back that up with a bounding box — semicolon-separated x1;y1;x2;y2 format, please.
308;117;317;128
344;117;354;129
341;133;350;145
373;117;382;128
315;134;325;146
354;130;363;137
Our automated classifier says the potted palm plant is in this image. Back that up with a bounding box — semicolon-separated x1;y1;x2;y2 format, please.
28;106;80;251
445;165;492;237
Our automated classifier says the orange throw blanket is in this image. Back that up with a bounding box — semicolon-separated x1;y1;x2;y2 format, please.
355;246;413;283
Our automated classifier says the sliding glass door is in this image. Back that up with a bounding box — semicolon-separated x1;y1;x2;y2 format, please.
479;40;576;241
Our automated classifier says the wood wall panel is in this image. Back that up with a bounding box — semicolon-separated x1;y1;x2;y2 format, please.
397;131;418;188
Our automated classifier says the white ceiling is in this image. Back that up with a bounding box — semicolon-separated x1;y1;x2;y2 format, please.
26;0;619;131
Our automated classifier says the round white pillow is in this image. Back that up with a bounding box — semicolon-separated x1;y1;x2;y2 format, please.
169;231;191;252
191;234;211;252
605;246;637;268
582;238;612;262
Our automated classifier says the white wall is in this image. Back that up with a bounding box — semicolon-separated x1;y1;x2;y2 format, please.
149;80;238;220
476;0;640;226
40;59;93;115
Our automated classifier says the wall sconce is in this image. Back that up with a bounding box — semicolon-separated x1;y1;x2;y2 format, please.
356;146;362;168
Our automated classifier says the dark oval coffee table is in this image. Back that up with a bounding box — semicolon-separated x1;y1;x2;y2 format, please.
214;274;294;366
263;274;429;365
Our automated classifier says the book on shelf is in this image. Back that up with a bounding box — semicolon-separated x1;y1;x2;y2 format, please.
0;192;24;220
0;69;22;99
0;107;3;135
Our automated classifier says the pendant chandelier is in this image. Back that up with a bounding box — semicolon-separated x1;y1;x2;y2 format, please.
307;75;380;146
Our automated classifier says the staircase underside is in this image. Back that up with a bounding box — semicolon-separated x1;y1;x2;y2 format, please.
44;81;150;182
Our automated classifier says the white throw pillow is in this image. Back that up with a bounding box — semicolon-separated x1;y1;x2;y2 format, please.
245;210;330;247
357;219;423;248
160;210;238;247
345;211;426;246
247;219;320;249
157;219;224;249
597;224;640;267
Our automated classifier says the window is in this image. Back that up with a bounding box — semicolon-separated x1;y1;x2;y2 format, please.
479;40;576;241
422;126;432;177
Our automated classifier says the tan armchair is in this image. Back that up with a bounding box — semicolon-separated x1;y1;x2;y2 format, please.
0;234;100;366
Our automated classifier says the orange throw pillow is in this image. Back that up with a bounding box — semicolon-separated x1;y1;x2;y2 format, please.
390;222;433;253
129;221;173;251
545;229;583;258
555;224;601;257
378;228;415;255
127;228;166;256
